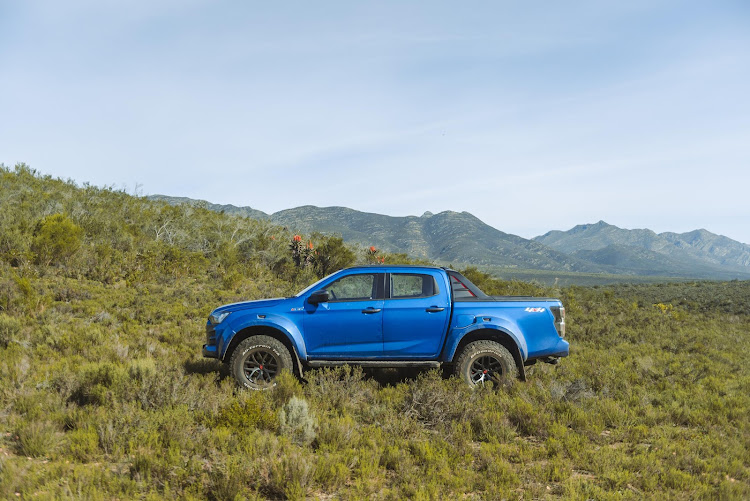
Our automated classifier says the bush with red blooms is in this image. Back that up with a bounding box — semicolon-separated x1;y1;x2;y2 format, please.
290;235;315;268
365;245;385;264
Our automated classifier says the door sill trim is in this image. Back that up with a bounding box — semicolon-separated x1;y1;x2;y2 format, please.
306;360;441;368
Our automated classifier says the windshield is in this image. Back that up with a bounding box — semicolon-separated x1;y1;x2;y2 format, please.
294;271;338;297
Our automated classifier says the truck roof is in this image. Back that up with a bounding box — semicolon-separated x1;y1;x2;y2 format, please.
344;264;450;271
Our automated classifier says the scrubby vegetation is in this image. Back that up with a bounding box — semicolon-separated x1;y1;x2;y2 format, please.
0;164;748;499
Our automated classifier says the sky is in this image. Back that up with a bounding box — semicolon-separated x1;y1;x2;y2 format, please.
2;1;749;244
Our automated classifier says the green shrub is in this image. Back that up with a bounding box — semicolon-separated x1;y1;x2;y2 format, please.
475;445;519;489
305;365;378;418
314;451;351;490
315;414;358;450
269;451;313;500
507;396;552;437
16;421;59;457
67;426;100;462
0;275;39;314
207;456;255;501
128;358;157;382
0;313;21;347
69;362;127;406
32;213;83;265
270;370;304;405
402;370;471;429
313;235;356;277
214;392;277;431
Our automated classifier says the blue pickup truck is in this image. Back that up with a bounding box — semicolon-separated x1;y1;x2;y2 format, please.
203;266;568;388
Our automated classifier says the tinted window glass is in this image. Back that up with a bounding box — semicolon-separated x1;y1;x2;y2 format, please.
391;274;439;299
327;274;377;301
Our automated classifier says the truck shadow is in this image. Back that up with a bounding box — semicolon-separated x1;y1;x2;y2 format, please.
183;359;229;378
359;367;436;387
184;358;443;388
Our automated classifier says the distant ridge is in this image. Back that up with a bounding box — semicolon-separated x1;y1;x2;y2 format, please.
535;221;750;273
147;195;269;221
270;205;597;272
150;195;750;280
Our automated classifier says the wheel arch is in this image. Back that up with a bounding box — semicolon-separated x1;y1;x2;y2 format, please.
223;325;303;377
451;328;526;381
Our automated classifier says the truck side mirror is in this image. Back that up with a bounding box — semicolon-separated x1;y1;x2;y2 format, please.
308;290;330;305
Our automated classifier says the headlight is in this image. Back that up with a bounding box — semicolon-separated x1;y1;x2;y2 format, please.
209;311;231;325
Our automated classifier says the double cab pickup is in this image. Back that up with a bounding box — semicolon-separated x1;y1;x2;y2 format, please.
203;266;568;388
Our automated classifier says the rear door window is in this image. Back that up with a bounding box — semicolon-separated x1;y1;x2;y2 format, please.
390;273;439;299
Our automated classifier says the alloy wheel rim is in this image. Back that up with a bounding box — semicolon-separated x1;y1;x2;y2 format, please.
470;355;504;385
243;349;280;386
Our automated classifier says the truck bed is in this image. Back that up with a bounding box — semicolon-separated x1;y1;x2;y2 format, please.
455;295;560;302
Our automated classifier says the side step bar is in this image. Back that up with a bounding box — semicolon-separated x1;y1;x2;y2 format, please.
306;360;441;368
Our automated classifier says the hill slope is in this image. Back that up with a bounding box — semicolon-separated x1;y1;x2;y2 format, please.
147;194;270;220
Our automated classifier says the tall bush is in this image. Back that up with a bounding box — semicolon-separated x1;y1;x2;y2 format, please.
313;235;355;277
31;213;83;266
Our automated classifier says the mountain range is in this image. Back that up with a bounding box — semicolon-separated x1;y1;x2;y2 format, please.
149;195;750;281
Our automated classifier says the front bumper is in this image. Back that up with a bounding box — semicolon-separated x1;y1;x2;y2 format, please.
203;321;219;358
203;343;218;358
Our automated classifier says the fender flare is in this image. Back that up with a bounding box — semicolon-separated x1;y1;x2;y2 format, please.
444;319;528;360
443;322;528;381
221;314;307;374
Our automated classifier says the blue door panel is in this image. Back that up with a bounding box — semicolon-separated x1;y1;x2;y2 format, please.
304;300;384;357
383;296;450;357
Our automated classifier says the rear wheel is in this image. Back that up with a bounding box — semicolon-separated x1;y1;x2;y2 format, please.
455;340;518;387
230;335;293;390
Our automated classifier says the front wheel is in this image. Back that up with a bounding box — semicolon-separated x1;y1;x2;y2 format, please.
455;340;518;387
230;335;293;390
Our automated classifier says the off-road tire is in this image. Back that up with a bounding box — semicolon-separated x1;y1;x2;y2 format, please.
230;335;293;390
455;340;518;387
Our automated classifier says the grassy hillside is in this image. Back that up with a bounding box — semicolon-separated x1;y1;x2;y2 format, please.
1;165;749;499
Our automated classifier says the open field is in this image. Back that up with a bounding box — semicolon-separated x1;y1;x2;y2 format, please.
474;265;697;287
1;272;748;499
1;165;748;499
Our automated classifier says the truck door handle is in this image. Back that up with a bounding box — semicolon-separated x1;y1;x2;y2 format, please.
425;307;445;312
362;308;381;314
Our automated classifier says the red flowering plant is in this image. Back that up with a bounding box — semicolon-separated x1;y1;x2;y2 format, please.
290;235;315;268
365;245;385;264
